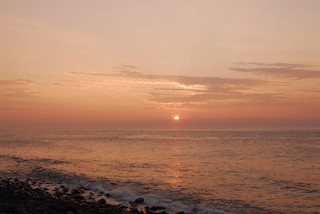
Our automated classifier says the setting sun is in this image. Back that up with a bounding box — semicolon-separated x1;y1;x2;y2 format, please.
174;115;180;120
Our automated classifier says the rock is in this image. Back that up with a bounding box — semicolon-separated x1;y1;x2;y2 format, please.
151;206;165;211
131;208;141;213
35;207;43;211
104;193;111;197
73;195;85;201
71;189;81;195
134;197;144;204
97;198;106;205
16;158;27;163
63;188;69;194
54;191;62;197
0;177;131;214
176;212;185;214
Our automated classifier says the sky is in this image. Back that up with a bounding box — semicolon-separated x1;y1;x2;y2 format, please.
1;0;320;129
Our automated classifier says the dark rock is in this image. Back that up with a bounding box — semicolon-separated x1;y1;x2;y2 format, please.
131;208;141;213
151;206;165;211
63;188;69;194
176;212;185;214
54;191;62;197
134;197;144;204
0;177;133;214
71;189;81;195
35;207;43;211
73;195;85;201
97;198;106;205
104;193;111;197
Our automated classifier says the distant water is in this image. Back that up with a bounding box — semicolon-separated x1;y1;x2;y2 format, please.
0;129;319;214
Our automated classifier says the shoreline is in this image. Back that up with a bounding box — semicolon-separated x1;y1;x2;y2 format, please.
0;176;174;214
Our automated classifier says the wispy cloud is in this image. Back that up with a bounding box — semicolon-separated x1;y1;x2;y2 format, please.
230;63;320;79
0;88;38;98
71;66;266;90
0;79;38;98
150;92;285;103
70;66;283;108
0;79;36;86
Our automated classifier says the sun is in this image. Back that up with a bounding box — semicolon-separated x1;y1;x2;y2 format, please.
174;115;180;120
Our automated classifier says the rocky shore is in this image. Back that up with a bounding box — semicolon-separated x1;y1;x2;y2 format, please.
0;176;178;214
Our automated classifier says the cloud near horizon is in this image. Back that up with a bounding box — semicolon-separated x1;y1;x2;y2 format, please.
0;79;38;99
0;88;38;98
0;79;36;86
70;66;288;109
230;63;320;79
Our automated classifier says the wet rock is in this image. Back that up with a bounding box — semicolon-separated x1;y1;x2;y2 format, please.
146;210;155;214
71;188;81;195
54;191;62;197
150;206;165;211
63;188;69;194
73;195;85;201
97;198;106;205
0;176;145;214
131;208;141;213
134;197;144;204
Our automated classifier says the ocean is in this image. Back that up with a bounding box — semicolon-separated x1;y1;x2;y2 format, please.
0;129;319;213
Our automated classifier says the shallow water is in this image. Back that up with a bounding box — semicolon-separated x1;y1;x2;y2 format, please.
0;129;319;213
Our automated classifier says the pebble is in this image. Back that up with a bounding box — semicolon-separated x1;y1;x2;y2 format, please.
134;197;145;204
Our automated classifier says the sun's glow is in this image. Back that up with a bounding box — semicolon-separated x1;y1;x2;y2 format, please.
174;115;180;120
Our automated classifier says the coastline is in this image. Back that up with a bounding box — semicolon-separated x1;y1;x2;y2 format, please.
0;176;173;214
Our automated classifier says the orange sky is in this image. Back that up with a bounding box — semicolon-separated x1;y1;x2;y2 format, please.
1;0;320;129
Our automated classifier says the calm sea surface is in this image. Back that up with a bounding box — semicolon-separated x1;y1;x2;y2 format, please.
0;129;319;213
